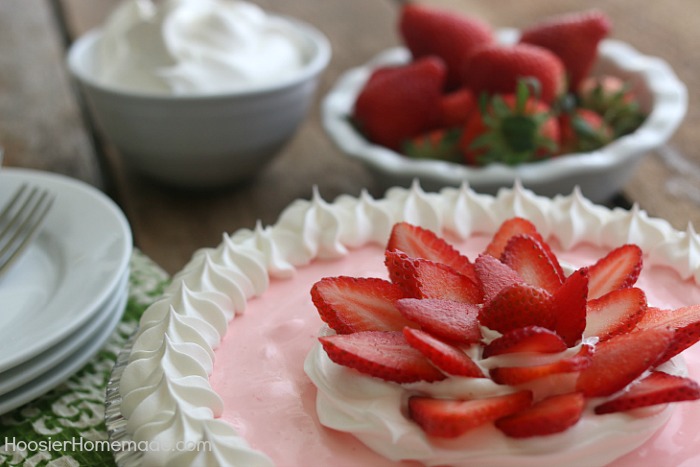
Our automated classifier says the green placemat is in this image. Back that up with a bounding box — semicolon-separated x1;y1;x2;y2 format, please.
0;250;169;466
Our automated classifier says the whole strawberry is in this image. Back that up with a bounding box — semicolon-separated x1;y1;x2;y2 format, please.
519;9;612;92
402;128;462;163
399;3;494;90
353;57;446;150
459;81;560;166
559;107;613;154
577;75;646;137
461;43;565;104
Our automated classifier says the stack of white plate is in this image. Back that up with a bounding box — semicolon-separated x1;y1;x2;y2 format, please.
0;168;132;415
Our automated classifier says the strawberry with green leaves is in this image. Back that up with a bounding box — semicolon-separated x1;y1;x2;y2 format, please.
402;128;462;163
353;57;446;150
459;81;561;166
558;107;613;154
399;3;494;89
578;75;647;137
519;9;612;92
402;90;478;162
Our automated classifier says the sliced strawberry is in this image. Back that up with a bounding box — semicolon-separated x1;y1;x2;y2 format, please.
311;276;412;334
635;304;700;364
584;287;647;341
550;267;589;347
474;253;524;302
478;283;555;334
482;325;567;358
594;371;700;415
496;392;585;438
484;218;564;279
484;217;542;258
575;327;673;397
490;344;593;385
385;250;483;304
587;244;643;300
408;391;533;438
395;298;482;345
635;306;669;329
318;331;445;383
501;234;564;294
387;222;478;283
403;327;485;378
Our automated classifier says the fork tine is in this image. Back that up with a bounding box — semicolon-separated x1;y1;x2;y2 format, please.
0;184;29;227
0;186;54;277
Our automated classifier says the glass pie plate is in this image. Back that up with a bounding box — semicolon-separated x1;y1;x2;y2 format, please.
105;330;142;467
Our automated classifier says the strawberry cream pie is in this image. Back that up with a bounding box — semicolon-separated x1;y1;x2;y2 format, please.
113;183;700;466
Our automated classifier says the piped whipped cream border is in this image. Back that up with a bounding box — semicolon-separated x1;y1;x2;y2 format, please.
117;182;700;466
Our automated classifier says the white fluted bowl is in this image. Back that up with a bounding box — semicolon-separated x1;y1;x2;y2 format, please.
322;29;686;202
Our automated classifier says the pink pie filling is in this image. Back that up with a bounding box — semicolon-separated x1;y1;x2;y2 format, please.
209;235;700;466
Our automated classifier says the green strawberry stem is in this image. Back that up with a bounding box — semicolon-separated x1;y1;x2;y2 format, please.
470;80;557;165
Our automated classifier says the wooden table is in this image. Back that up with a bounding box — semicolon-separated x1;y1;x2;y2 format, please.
3;0;700;275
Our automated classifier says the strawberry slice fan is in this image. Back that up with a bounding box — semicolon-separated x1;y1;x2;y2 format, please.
312;219;700;439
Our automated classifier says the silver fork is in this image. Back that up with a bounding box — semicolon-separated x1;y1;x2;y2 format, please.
0;184;54;277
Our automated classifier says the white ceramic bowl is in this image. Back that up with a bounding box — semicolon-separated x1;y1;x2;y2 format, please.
322;29;686;203
68;16;330;189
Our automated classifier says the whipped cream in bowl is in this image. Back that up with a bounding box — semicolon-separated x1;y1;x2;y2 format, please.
95;0;309;95
66;0;331;187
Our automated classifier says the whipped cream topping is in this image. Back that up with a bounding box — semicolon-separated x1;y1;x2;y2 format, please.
97;0;305;95
305;344;678;467
118;182;700;466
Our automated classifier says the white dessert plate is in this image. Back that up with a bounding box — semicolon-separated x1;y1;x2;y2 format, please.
0;168;132;372
0;280;127;415
0;268;128;396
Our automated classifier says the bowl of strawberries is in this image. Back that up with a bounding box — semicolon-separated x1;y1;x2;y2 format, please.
322;5;687;202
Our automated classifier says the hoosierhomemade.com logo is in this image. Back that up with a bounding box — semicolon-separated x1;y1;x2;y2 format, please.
3;437;212;454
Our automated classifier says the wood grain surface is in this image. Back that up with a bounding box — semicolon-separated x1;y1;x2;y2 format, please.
3;0;699;274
